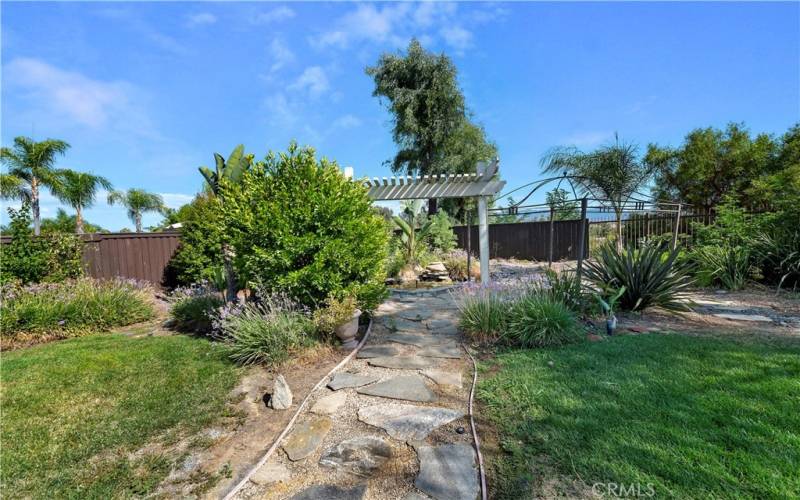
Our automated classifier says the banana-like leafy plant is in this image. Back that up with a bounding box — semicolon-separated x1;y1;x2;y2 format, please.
393;215;434;264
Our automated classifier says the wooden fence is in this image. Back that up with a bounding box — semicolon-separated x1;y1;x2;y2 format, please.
1;231;182;285
453;219;589;261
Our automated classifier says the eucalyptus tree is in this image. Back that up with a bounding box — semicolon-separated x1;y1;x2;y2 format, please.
198;144;252;302
107;188;167;233
52;170;113;233
541;136;655;250
0;136;70;235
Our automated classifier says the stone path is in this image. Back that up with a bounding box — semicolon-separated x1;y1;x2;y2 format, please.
238;288;479;500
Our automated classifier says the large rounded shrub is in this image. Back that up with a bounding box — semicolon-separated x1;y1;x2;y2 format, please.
506;294;583;348
221;143;388;310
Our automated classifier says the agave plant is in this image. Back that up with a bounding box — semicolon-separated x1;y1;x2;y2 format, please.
584;242;693;312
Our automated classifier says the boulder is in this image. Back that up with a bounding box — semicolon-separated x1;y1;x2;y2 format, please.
270;375;292;410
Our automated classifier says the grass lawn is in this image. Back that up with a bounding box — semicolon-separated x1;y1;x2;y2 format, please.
1;332;243;498
478;333;800;499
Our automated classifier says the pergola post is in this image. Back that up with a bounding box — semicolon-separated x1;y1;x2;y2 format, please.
477;195;490;285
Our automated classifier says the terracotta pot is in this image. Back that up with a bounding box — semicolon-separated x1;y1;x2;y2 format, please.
334;309;362;349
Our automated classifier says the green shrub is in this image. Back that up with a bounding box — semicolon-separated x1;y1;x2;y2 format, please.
222;143;388;311
692;245;751;290
168;284;225;334
506;294;583;348
163;194;225;287
457;284;513;343
1;203;83;285
541;268;589;314
584;242;693;312
313;294;358;336
217;296;317;366
426;211;457;252
753;214;800;291
442;249;480;281
1;278;155;345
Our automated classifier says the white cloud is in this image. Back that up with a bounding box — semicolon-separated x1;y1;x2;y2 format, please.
312;4;410;49
414;2;456;28
5;58;141;130
159;193;195;209
252;6;295;25
332;114;362;130
268;38;295;73
564;131;615;148
186;12;217;27
289;66;329;97
440;25;473;52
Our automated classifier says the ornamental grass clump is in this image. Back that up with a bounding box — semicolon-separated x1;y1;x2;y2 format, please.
0;278;155;347
168;282;225;334
506;294;583;348
215;293;317;366
456;282;520;343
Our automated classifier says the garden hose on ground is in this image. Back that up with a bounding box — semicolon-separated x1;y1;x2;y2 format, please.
464;343;489;500
222;318;374;500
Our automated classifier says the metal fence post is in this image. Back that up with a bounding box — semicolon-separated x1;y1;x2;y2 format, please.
671;203;682;250
576;198;588;280
548;205;555;267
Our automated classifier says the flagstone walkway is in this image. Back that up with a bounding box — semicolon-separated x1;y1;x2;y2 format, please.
237;288;479;500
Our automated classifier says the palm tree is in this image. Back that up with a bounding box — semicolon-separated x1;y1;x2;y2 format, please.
107;188;167;233
541;135;655;251
0;136;70;235
198;144;252;302
51;170;113;234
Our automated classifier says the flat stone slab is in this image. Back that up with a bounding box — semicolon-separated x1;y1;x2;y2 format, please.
367;356;434;370
418;345;462;359
357;375;436;402
415;444;478;500
713;313;773;322
283;416;332;461
398;308;435;321
385;332;456;348
357;344;400;359
358;403;464;441
319;436;393;477
328;373;380;390
388;317;426;332
404;493;432;500
290;484;367;500
250;463;290;485
422;369;462;387
426;318;456;329
311;391;347;415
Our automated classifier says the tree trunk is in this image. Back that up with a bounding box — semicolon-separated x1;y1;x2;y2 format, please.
427;198;438;216
222;243;238;303
615;210;623;252
135;213;142;233
75;207;84;234
32;177;41;236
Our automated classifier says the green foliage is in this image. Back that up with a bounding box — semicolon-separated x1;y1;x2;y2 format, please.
50;169;113;233
457;289;511;343
198;144;253;196
593;285;626;318
541;268;590;314
107;188;167;232
40;208;106;234
219;299;317;366
1;203;83;284
164;194;225;287
584;242;693;312
545;188;580;220
0;278;155;346
442;249;479;281
754;223;800;291
425;211;457;252
393;214;433;264
313;294;358;336
168;285;225;334
222;143;388;311
692;245;751;290
506;294;583;348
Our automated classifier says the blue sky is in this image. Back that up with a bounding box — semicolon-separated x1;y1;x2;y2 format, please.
2;1;798;230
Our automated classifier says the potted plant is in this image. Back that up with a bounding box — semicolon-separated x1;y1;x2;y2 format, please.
594;286;626;335
313;294;361;349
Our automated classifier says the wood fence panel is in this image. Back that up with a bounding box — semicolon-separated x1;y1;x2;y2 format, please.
453;219;588;261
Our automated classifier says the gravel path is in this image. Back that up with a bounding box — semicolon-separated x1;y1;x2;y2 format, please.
236;288;479;500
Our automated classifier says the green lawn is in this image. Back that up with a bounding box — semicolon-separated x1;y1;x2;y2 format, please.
1;332;243;498
478;333;800;499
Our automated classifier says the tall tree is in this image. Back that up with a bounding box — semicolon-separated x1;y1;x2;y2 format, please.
51;170;112;234
645;122;779;210
107;188;166;233
198;144;252;302
546;188;580;221
542;136;654;250
0;136;70;235
367;39;495;214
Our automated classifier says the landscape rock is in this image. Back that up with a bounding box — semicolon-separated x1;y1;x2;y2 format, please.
713;313;773;322
328;373;380;391
426;262;447;273
421;369;462;387
358;403;464;441
398;308;435;321
415;444;478;500
283;416;333;461
318;436;393;477
356;344;400;359
367;356;434;370
270;374;292;410
418;345;462;359
250;463;291;485
310;391;348;415
290;484;367;500
357;375;436;402
385;332;455;348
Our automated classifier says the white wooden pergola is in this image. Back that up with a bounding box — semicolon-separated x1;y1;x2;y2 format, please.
347;160;505;285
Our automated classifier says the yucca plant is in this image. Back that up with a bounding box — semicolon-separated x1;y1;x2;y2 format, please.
692;245;751;291
584;242;693;312
754;229;800;292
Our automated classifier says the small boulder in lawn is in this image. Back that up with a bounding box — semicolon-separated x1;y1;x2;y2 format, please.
270;375;292;410
587;333;604;342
